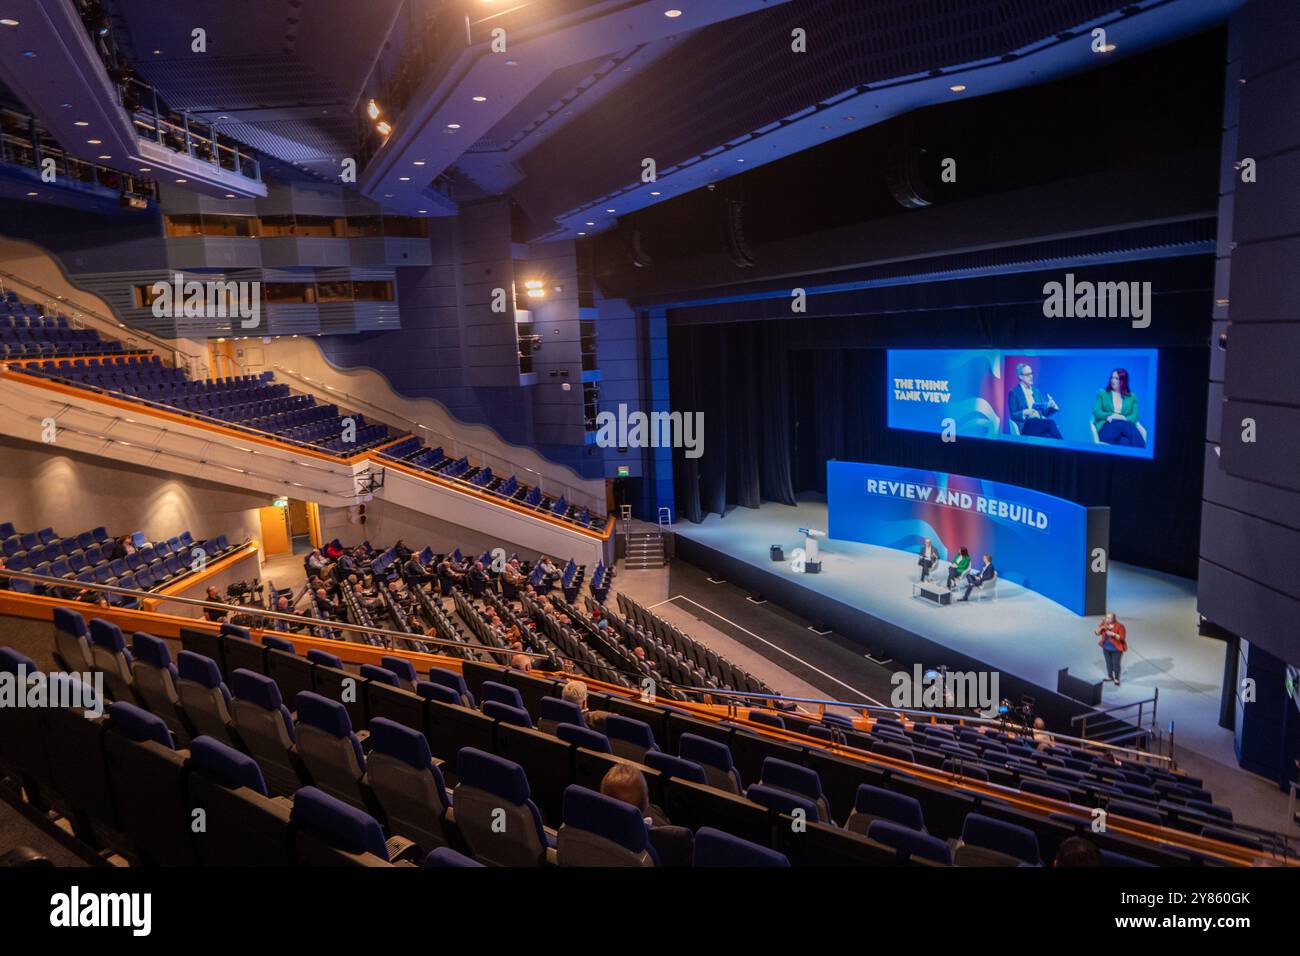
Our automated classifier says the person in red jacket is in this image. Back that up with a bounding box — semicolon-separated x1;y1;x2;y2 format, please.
1095;612;1128;687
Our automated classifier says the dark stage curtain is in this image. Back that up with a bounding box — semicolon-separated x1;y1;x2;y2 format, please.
669;322;798;523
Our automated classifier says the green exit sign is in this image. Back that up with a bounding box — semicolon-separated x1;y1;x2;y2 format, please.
272;497;288;508
617;466;630;477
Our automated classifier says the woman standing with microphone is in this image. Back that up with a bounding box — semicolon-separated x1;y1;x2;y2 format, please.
1095;612;1128;687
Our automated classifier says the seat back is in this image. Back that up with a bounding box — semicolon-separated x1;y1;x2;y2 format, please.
129;632;190;744
366;718;451;853
452;747;549;866
229;669;302;796
52;606;93;673
102;702;195;865
294;691;368;811
606;714;657;762
556;785;655;867
186;735;293;866
679;733;741;793
175;651;238;747
88;618;138;702
693;827;789;867
846;783;927;834
290;786;391;867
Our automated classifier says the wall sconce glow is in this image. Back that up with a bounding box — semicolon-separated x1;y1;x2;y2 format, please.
366;99;380;120
446;123;461;129
472;95;487;102
0;19;20;27
74;120;89;127
413;160;426;165
665;9;683;17
1097;43;1116;54
399;176;411;181
376;121;391;135
949;84;967;92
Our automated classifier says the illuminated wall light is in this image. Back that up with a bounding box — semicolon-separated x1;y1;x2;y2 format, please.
472;95;487;102
949;84;967;92
74;120;89;127
87;138;101;144
1097;43;1116;54
526;289;545;299
366;99;380;120
399;176;411;181
0;19;20;27
175;178;188;183
376;121;391;135
524;280;543;289
650;191;661;196
412;160;426;166
446;123;461;129
665;8;682;17
605;208;616;213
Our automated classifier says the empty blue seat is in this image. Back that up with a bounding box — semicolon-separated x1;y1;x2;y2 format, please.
759;758;833;823
129;632;190;743
425;847;483;867
294;691;368;811
482;680;526;710
290;786;389;865
360;664;400;687
88;618;136;702
229;669;302;796
847;783;927;834
606;715;657;762
746;783;823;823
106;700;173;749
556;723;611;753
52;605;93;673
367;718;452;853
693;827;789;867
306;648;344;669
556;785;656;866
176;651;239;748
380;655;417;689
679;733;742;793
956;812;1042;866
643;751;708;785
415;680;462;706
427;667;474;708
537;697;584;735
484;700;534;729
866;820;954;865
451;747;552;867
189;734;268;795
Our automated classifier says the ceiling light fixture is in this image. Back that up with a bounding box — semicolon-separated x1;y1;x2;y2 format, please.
0;19;20;27
665;9;682;17
74;120;89;127
412;160;426;166
87;138;101;144
175;178;188;183
376;121;391;135
366;99;380;120
949;83;967;92
472;95;487;102
446;123;460;129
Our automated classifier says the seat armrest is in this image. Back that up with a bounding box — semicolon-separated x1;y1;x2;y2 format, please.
385;835;421;864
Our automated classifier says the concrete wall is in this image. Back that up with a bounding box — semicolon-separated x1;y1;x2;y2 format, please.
0;434;265;564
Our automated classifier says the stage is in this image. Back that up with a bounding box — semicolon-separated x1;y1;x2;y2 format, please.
672;499;1236;765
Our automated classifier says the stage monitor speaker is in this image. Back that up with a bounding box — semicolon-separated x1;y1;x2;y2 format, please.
1057;667;1102;707
805;560;821;574
769;545;784;562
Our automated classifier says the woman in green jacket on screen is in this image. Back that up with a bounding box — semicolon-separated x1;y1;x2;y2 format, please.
946;547;971;589
1092;368;1146;447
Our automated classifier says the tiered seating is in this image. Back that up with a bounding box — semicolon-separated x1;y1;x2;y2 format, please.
1;520;240;603
0;609;1274;868
21;357;397;456
378;437;600;531
1;291;126;360
608;592;778;702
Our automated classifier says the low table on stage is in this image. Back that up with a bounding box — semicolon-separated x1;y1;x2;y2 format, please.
912;581;953;606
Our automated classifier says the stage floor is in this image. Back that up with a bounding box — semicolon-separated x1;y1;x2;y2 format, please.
673;499;1236;765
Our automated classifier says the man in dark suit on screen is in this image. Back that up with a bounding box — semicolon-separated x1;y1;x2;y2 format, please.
1008;362;1062;439
961;554;996;601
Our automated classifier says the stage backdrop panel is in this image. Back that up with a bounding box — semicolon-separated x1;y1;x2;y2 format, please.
886;347;1158;459
827;460;1108;615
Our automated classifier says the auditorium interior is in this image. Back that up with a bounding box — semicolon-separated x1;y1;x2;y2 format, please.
0;0;1298;889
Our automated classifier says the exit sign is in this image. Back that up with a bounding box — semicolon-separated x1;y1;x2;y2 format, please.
617;466;630;477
